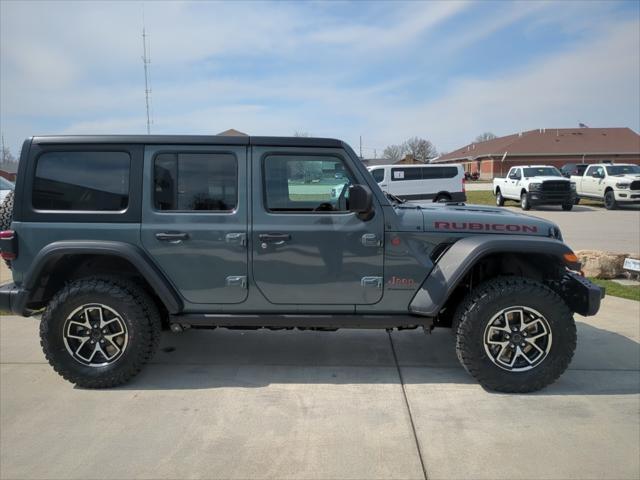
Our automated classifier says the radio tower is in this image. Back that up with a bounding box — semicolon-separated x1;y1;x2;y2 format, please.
142;13;152;134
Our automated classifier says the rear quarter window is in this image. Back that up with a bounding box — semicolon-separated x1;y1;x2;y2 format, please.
32;151;130;211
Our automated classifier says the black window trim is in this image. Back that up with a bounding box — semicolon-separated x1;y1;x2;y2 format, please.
21;143;143;223
261;151;358;215
150;149;239;215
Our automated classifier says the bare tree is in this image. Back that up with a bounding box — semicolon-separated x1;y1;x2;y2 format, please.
293;131;312;137
382;144;405;162
0;145;17;172
474;132;497;143
403;137;437;162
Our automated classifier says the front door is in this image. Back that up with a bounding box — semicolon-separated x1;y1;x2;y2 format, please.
251;147;384;305
141;145;248;304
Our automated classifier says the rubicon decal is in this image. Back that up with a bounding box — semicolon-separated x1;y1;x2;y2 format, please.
434;221;538;233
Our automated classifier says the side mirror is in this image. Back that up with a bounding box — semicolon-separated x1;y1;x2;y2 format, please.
348;184;374;220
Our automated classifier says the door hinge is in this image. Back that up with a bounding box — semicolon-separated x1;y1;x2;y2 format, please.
361;276;383;289
226;275;247;289
225;232;247;246
361;233;382;247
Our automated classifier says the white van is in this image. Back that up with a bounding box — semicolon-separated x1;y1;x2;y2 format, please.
367;164;466;202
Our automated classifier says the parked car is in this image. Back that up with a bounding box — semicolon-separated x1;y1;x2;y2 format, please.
493;165;575;211
0;135;603;392
560;163;589;178
0;176;14;204
571;163;640;209
367;163;466;202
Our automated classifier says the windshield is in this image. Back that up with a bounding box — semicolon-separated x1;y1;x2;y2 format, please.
606;165;640;176
0;177;14;190
370;169;384;183
523;167;562;177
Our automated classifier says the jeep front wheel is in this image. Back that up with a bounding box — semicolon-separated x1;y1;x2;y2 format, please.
40;277;161;388
454;277;576;393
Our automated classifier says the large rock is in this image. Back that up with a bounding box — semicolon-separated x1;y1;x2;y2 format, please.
575;250;633;279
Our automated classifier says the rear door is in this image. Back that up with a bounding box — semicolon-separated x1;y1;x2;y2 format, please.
141;145;248;304
251;146;384;305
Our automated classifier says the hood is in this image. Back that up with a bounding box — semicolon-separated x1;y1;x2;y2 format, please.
395;202;560;238
525;176;570;183
611;174;640;182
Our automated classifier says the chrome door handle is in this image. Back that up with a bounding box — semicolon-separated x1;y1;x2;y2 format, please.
225;232;247;246
155;232;189;243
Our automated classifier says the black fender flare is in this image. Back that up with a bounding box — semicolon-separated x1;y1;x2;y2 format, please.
409;235;576;316
23;240;183;314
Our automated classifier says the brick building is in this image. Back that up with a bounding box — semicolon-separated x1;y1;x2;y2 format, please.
433;127;640;179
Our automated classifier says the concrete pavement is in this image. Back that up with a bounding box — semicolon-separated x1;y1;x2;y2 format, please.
1;296;638;480
504;205;640;253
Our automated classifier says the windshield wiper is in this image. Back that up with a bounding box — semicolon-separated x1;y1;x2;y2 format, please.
385;191;406;204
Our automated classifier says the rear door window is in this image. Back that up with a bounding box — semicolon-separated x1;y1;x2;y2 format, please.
154;153;237;211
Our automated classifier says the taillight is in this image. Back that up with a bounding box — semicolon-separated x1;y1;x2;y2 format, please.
0;230;16;260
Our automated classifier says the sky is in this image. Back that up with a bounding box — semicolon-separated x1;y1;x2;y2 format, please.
1;0;639;158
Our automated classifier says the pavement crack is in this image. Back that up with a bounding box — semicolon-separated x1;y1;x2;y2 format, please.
388;331;428;480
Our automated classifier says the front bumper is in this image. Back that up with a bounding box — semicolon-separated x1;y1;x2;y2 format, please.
560;272;605;317
614;189;640;203
0;283;29;316
529;191;575;205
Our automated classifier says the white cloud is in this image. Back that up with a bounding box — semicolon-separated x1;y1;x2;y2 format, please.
1;0;638;156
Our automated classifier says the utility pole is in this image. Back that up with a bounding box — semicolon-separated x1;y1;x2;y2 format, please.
359;136;362;159
142;13;152;134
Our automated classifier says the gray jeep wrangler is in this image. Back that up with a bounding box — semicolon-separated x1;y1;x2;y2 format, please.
0;135;603;392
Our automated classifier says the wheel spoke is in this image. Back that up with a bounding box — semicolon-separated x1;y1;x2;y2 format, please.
73;338;90;357
104;337;122;357
63;303;128;367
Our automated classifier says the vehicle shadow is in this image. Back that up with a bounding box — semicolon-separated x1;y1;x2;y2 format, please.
114;322;640;395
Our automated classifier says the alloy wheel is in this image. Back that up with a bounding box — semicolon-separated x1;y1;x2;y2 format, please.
483;306;552;372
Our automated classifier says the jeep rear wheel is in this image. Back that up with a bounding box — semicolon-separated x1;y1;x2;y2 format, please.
40;277;161;388
454;277;576;392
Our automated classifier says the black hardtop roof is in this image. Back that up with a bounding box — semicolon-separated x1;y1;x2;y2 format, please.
30;135;344;148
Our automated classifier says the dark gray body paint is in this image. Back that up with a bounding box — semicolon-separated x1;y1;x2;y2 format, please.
409;235;574;316
1;135;604;322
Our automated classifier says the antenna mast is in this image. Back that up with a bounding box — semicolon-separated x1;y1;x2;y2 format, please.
142;13;152;134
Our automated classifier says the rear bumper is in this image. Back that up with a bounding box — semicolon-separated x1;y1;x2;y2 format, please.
0;283;29;316
560;272;605;317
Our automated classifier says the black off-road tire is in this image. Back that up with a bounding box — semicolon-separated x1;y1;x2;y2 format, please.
454;276;576;393
561;203;573;211
574;197;580;205
0;190;14;269
40;277;161;388
520;192;531;210
0;190;13;230
495;189;505;206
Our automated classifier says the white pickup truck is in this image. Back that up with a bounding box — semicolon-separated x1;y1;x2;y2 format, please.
571;163;640;210
493;165;575;211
